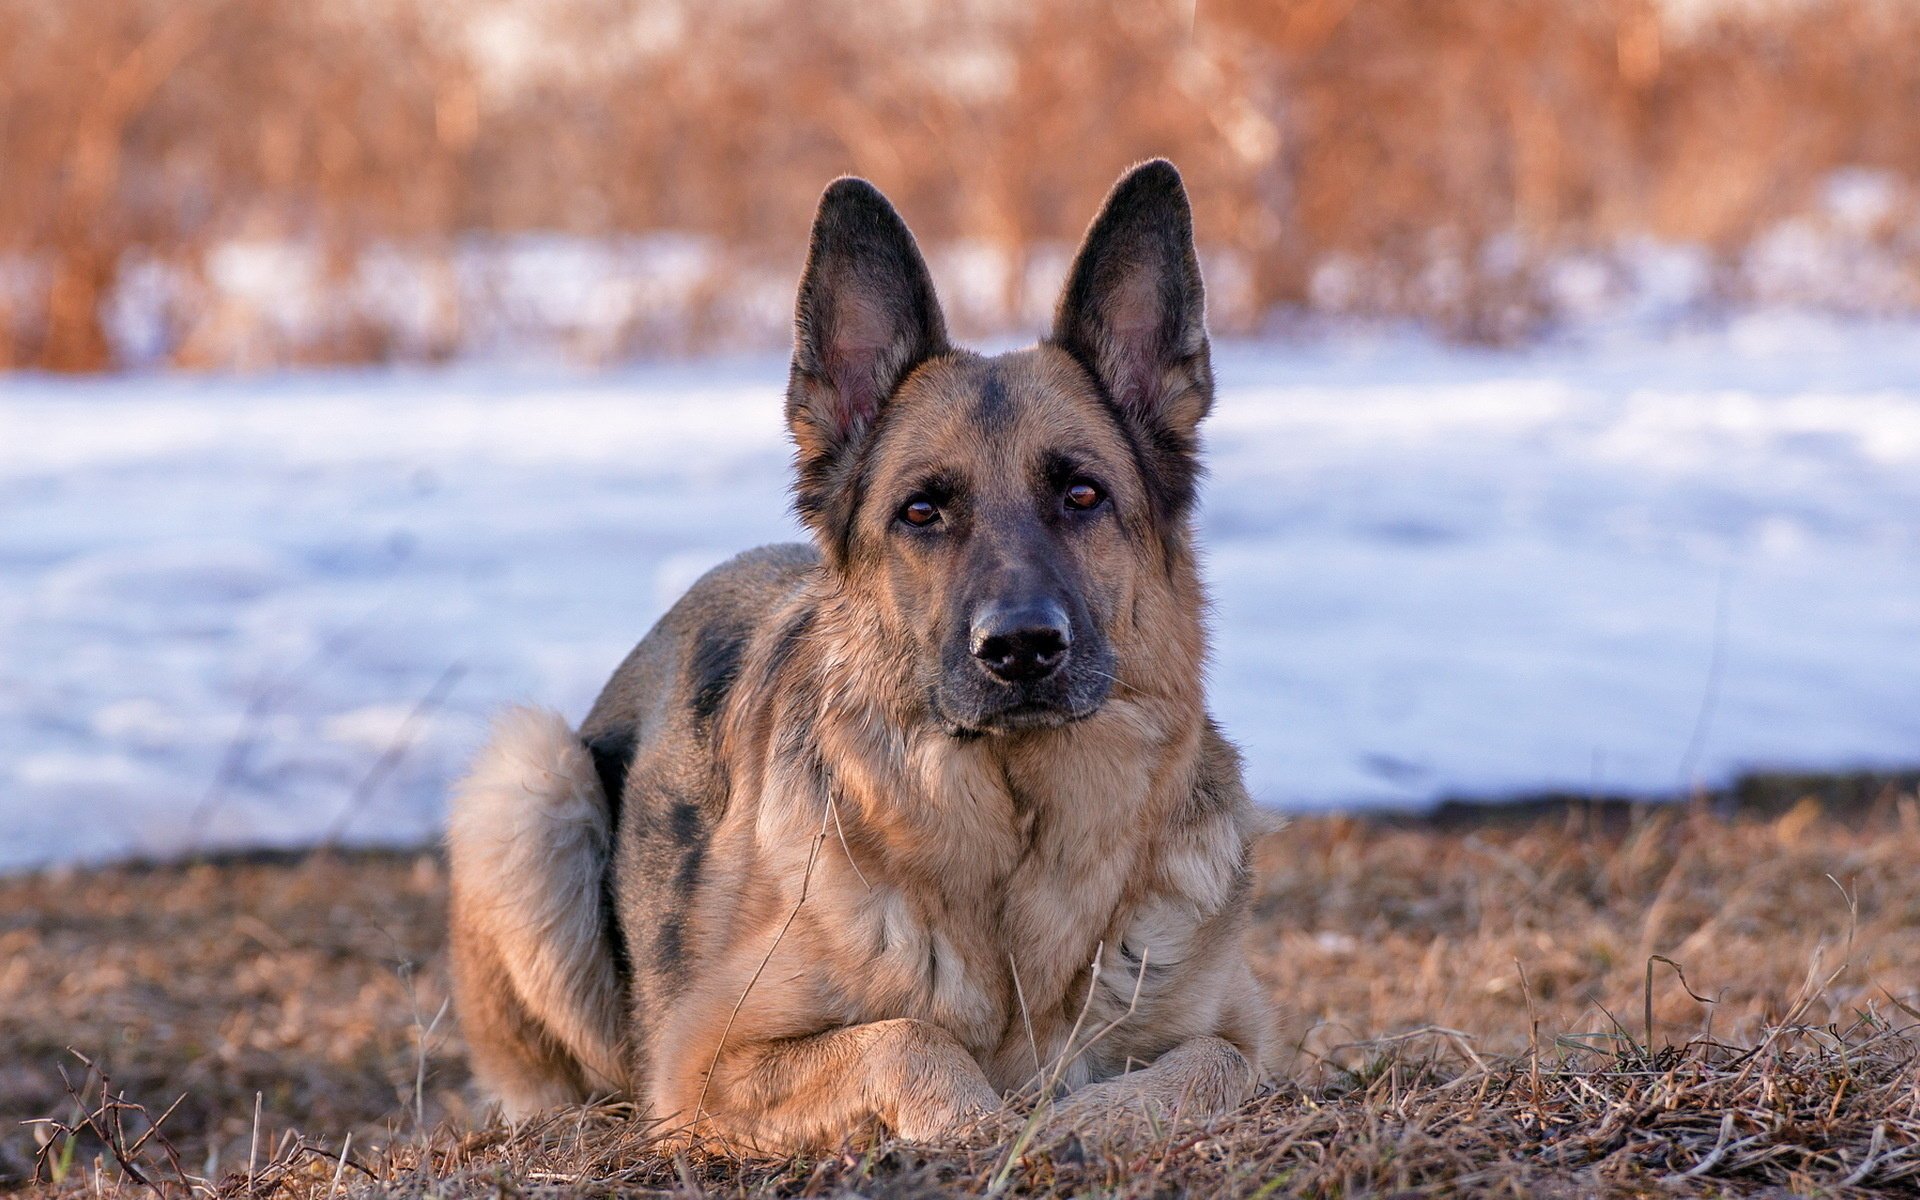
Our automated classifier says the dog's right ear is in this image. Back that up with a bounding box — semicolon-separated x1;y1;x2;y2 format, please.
786;178;949;553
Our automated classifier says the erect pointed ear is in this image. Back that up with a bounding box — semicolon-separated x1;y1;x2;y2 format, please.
1051;160;1212;515
786;177;949;546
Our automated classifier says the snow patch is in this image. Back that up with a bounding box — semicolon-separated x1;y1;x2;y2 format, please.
3;324;1919;870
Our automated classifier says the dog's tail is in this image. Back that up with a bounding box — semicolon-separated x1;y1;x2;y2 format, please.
447;706;626;1113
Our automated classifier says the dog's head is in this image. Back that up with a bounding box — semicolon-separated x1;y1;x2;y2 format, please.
785;161;1212;736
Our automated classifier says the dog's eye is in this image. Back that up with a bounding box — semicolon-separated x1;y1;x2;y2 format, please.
899;498;940;527
1063;481;1105;511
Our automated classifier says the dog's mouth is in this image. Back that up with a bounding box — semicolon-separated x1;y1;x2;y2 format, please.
935;693;1106;739
931;632;1116;739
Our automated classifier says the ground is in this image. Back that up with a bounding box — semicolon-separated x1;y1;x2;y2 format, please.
6;778;1917;1197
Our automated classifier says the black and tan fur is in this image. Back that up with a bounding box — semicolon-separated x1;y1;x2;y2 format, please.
448;160;1275;1152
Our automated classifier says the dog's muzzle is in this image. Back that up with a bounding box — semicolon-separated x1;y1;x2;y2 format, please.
969;599;1071;684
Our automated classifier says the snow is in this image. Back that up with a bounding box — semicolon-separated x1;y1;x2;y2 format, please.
4;317;1920;871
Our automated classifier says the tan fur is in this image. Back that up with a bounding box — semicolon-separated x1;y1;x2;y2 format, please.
446;706;627;1115
448;162;1277;1152
638;348;1271;1150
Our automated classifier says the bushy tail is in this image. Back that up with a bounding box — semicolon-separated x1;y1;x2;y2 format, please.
447;706;625;1107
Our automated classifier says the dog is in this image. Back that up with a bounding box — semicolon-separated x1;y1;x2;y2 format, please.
447;159;1274;1153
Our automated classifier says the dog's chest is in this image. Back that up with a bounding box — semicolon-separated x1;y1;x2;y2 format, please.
839;710;1182;1068
851;842;1139;1049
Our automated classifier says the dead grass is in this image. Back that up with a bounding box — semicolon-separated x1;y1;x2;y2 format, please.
6;0;1920;367
5;783;1919;1197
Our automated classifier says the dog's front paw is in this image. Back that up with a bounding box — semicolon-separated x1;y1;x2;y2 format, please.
1041;1038;1257;1143
890;1089;1008;1145
867;1018;1010;1145
1038;1079;1150;1142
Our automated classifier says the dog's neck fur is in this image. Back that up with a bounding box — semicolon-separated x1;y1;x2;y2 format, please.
715;532;1224;1081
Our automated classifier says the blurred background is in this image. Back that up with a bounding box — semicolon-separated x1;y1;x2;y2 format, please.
2;0;1918;869
6;0;1920;367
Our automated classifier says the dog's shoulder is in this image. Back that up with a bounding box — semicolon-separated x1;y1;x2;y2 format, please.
578;541;819;848
582;543;818;744
591;544;822;1021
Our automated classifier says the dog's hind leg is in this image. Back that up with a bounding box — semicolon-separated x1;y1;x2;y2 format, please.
447;706;627;1117
448;910;602;1115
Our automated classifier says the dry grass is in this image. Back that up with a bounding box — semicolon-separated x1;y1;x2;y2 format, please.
6;0;1920;368
5;780;1920;1197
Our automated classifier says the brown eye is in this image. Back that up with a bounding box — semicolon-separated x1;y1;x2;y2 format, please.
1064;481;1105;511
900;498;939;527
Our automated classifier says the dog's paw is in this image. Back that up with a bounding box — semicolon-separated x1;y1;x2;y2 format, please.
1038;1040;1257;1145
889;1084;1008;1146
952;1101;1032;1146
1036;1079;1158;1143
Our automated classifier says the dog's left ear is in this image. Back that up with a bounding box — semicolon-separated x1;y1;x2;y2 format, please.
1052;160;1212;515
787;177;949;552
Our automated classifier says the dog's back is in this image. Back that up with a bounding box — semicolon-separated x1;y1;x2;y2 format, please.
447;543;816;1115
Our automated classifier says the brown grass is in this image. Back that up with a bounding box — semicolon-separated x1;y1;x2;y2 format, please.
4;0;1920;368
5;781;1919;1197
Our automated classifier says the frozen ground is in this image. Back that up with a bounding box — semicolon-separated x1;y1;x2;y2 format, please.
3;315;1919;871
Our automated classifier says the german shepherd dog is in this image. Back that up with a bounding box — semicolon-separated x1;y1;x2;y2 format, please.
447;160;1273;1152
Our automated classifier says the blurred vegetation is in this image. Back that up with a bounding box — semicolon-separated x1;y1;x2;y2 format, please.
3;0;1918;369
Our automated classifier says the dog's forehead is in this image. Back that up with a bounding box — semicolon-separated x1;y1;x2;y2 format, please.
878;346;1127;473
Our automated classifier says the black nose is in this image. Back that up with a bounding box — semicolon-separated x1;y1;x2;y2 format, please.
970;601;1071;683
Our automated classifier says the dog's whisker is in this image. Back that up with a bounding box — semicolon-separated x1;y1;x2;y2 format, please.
1085;667;1149;699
